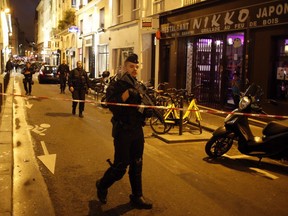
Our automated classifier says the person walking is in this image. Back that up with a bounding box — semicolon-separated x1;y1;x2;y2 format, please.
57;59;70;93
231;71;241;107
68;61;91;118
5;58;14;73
96;53;153;209
22;62;34;95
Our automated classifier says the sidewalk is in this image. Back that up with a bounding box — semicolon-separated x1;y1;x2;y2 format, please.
0;73;13;216
151;107;266;144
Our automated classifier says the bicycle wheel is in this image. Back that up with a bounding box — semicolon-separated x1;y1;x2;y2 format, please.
150;110;172;134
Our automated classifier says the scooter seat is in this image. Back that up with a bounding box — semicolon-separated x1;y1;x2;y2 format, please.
263;120;288;136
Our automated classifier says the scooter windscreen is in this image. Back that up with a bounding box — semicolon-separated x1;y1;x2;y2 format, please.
243;83;263;99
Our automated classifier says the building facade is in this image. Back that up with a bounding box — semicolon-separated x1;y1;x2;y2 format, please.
0;0;13;72
158;0;288;113
35;0;288;114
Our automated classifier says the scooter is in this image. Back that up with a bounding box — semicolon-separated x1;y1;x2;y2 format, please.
100;73;119;108
205;83;288;164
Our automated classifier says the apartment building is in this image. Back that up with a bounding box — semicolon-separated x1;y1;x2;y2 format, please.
36;0;204;78
0;0;13;72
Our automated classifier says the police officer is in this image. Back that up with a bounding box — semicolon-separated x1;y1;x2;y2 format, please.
68;61;90;118
96;53;153;209
57;59;70;94
22;62;34;95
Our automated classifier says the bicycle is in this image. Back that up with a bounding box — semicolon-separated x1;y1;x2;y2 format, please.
150;88;202;134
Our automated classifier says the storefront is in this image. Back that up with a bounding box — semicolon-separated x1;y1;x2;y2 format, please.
158;0;288;112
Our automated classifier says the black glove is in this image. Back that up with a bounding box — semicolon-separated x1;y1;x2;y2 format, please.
144;108;153;118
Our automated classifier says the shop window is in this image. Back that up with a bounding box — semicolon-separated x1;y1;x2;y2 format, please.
225;32;244;106
275;38;288;100
98;45;109;77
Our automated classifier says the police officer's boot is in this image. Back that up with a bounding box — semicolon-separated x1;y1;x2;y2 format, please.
129;159;152;209
96;179;108;204
72;103;77;115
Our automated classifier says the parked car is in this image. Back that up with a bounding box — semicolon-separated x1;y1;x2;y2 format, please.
38;65;59;84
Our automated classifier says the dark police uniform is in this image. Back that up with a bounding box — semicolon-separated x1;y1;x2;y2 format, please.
57;63;69;93
96;54;152;209
22;64;34;95
68;66;90;117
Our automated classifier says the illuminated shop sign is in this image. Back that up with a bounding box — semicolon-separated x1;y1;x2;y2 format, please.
68;26;79;33
161;0;288;38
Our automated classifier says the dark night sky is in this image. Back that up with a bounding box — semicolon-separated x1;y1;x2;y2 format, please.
10;0;40;41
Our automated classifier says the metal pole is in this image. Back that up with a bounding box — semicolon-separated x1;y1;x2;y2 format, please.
179;96;183;135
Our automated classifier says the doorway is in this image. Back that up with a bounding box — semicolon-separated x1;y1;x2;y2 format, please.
186;32;245;108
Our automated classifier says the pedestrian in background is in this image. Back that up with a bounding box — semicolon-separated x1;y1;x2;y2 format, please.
57;59;70;94
68;61;91;118
96;53;153;209
22;62;35;96
5;58;14;73
231;71;241;107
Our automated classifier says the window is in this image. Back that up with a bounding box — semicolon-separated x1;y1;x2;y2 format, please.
275;38;288;100
117;0;123;23
80;19;83;34
99;7;105;29
132;0;140;20
88;14;93;32
71;0;76;7
153;0;164;14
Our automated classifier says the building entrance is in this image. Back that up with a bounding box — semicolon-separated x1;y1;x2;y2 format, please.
186;32;244;108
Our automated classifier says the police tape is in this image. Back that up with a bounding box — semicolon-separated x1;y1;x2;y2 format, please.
3;92;288;119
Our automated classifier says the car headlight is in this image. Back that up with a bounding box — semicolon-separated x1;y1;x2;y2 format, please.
239;96;251;110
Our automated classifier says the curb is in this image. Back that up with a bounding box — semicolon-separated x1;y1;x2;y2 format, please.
0;73;13;216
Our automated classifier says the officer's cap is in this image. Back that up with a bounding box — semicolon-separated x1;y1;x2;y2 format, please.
125;53;139;64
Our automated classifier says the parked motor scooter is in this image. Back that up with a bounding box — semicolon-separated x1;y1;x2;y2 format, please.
205;83;288;164
100;72;120;108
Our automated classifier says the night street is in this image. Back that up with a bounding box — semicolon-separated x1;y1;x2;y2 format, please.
10;72;288;216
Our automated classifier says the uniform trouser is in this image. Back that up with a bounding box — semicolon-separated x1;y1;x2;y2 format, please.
99;124;145;197
59;77;67;92
72;88;86;112
23;79;32;94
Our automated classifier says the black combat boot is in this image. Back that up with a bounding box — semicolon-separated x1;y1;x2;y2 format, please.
96;164;126;204
129;159;152;209
129;195;153;209
72;103;76;115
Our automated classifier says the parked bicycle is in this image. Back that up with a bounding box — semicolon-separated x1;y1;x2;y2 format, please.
150;87;202;134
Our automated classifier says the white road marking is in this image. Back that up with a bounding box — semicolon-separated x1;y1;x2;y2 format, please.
224;154;279;180
249;167;279;180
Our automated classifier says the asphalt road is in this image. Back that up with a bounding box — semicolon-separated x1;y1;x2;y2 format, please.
12;72;288;216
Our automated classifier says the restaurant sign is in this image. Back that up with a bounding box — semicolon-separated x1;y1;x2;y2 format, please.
161;0;288;38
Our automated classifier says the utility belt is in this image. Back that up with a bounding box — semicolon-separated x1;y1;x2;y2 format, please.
111;117;142;137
